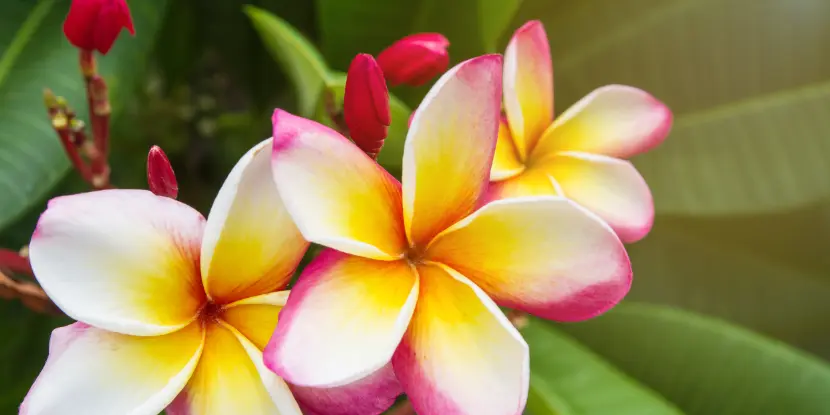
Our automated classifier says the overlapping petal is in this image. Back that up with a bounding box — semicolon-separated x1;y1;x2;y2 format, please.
265;249;418;387
490;116;525;181
291;364;401;415
167;322;301;415
271;110;407;260
221;291;289;350
223;291;401;415
29;190;205;336
402;55;502;247
21;322;203;415
392;263;528;415
201;139;308;304
531;85;672;160
545;152;654;242
486;165;562;202
503;20;553;159
426;197;631;322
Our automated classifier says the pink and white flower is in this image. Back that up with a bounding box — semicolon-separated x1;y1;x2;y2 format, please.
21;140;401;415
265;55;632;415
490;20;673;243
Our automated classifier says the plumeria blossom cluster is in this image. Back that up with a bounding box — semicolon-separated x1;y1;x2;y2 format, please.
20;1;672;414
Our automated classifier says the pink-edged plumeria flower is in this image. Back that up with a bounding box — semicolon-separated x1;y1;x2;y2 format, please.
490;21;673;243
20;139;401;415
265;55;632;415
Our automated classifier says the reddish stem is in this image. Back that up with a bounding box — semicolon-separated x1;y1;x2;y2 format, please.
0;249;32;275
53;115;93;182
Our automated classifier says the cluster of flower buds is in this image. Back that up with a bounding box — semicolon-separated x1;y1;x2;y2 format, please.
343;33;450;158
0;0;137;315
43;0;134;191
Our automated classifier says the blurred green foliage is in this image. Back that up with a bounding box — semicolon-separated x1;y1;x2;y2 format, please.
1;0;830;413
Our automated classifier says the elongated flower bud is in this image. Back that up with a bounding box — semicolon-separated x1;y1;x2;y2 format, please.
344;54;391;158
147;146;178;199
377;33;450;86
63;0;135;55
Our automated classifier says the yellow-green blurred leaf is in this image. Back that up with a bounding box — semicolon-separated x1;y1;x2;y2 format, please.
245;5;331;116
560;303;830;415
626;206;830;358
523;319;682;415
505;0;830;215
316;0;520;71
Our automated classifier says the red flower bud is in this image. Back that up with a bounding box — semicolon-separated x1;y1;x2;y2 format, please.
147;146;178;199
377;33;450;86
63;0;135;55
344;54;391;158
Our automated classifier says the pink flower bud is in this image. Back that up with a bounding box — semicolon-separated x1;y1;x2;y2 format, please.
147;146;178;199
63;0;135;55
377;33;450;86
344;54;391;158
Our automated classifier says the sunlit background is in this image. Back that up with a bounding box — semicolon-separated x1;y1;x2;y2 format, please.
1;0;829;413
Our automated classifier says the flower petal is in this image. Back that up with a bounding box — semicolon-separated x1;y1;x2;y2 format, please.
29;190;205;336
402;55;503;247
426;197;632;322
490;116;526;181
223;291;402;415
392;263;528;415
221;291;289;350
291;364;401;415
202;139;309;304
486;165;563;202
264;249;418;387
532;85;672;160
503;20;553;159
21;322;203;415
167;322;302;415
271;110;407;260
546;152;654;243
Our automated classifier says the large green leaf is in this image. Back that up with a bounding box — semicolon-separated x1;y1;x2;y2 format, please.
316;0;520;71
560;303;830;415
626;206;830;359
314;73;411;171
245;5;331;117
522;319;682;415
504;0;830;215
0;0;168;232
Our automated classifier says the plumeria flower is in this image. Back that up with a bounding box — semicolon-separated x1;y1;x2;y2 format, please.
20;140;401;415
265;55;632;415
490;21;673;243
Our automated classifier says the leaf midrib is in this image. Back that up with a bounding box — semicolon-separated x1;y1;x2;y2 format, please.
0;0;56;88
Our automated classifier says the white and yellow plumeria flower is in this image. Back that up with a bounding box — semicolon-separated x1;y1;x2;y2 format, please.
20;140;401;415
490;20;673;243
264;55;632;415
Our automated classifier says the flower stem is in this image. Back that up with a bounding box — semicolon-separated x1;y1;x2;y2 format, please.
0;248;32;276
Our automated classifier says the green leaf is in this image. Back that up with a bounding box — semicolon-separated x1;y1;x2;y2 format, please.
0;0;169;232
625;207;830;359
316;0;519;71
560;303;830;415
522;319;682;415
314;73;411;171
245;5;331;117
478;0;523;52
503;0;830;215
